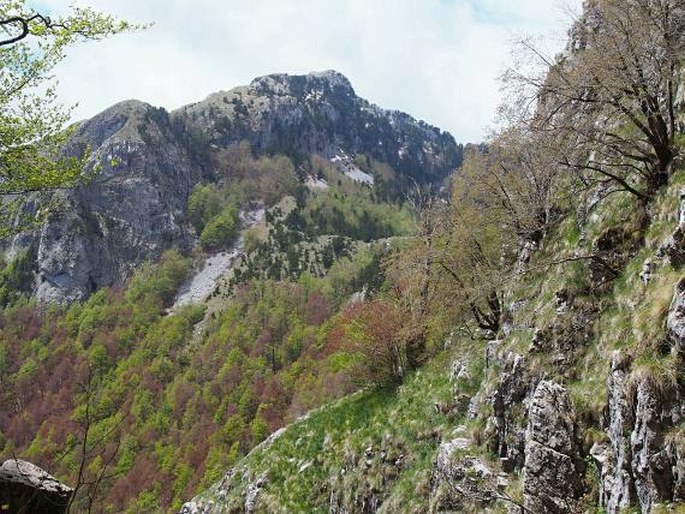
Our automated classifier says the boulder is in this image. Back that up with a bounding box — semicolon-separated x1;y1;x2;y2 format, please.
523;381;585;513
0;459;73;514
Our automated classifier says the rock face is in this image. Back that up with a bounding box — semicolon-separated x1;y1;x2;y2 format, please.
631;380;673;511
0;458;73;513
530;298;597;367
591;352;635;512
662;188;685;268
429;435;498;513
175;70;461;185
667;278;685;356
9;100;199;303
489;352;530;473
579;194;685;514
593;351;685;513
5;71;462;304
523;380;585;514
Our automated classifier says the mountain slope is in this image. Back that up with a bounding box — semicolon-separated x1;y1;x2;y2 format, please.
180;4;685;513
181;134;685;514
175;70;458;184
0;72;462;513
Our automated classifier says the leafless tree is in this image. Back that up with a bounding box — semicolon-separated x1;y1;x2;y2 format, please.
506;0;685;202
65;365;125;514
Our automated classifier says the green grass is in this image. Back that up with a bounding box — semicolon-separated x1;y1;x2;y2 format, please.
194;352;461;512
188;162;685;514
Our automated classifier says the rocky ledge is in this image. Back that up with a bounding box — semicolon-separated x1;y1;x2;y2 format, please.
0;459;73;513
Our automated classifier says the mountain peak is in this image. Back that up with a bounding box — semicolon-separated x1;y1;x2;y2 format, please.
308;69;353;86
248;70;355;97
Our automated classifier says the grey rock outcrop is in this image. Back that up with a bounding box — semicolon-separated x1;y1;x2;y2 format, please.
523;380;585;514
662;188;685;268
0;458;73;514
631;379;674;511
594;351;685;513
488;352;531;472
529;299;597;367
9;100;199;303
639;258;655;285
592;352;635;512
244;472;267;513
663;225;685;268
449;359;472;416
328;434;407;514
180;426;292;513
430;436;496;513
667;278;685;356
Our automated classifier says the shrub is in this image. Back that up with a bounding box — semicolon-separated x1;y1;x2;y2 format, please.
200;205;239;251
187;184;222;233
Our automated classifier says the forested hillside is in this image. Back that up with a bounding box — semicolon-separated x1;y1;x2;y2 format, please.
184;1;685;513
0;69;460;513
2;1;685;513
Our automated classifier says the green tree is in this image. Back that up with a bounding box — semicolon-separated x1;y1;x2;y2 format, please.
389;156;516;340
250;405;270;444
0;2;139;236
0;249;33;306
187;183;222;232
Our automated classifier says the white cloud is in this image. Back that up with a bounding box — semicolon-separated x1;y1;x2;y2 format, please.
38;0;583;142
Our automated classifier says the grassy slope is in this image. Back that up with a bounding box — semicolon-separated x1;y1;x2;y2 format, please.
192;170;685;512
192;341;489;513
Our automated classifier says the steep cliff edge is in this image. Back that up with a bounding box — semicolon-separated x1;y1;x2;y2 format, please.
6;100;200;303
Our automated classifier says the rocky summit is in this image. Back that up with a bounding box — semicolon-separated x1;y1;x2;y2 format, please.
3;71;460;304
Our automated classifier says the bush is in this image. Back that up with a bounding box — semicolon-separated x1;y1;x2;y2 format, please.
200;205;239;251
187;184;222;232
343;299;409;386
125;249;191;306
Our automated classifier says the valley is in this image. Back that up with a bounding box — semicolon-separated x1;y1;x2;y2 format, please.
1;2;685;513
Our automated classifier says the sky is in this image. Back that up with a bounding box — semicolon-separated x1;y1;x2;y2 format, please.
37;0;584;143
